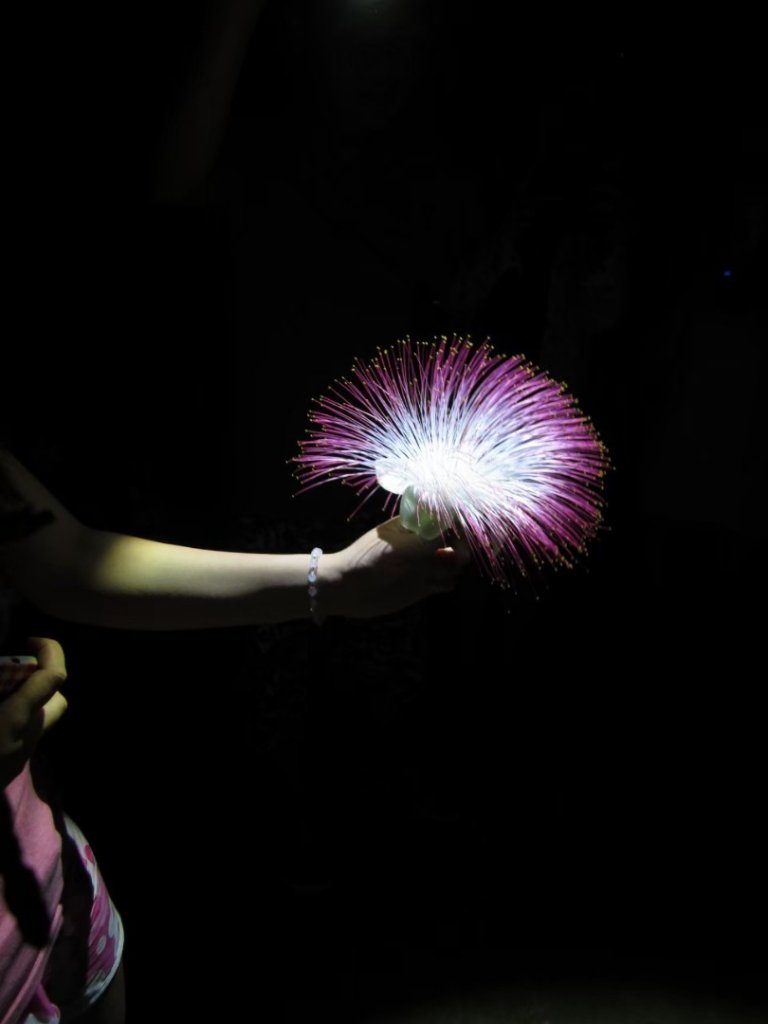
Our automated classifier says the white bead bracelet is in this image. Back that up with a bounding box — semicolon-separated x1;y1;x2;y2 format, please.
308;547;323;624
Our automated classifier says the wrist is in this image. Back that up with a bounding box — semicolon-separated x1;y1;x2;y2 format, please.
314;550;344;620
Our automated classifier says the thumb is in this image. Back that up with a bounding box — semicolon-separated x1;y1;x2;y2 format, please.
16;638;67;714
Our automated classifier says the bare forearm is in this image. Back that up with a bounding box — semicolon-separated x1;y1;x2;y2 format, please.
0;447;341;629
46;528;341;630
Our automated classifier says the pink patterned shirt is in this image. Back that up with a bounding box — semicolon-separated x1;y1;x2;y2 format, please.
0;762;64;1024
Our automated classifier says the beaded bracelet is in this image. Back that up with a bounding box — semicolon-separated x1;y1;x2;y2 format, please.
308;547;323;624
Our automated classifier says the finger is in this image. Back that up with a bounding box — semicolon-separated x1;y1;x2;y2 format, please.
24;637;67;707
429;559;462;594
436;540;472;567
433;547;464;574
14;662;67;716
383;516;450;549
41;692;68;733
26;637;67;675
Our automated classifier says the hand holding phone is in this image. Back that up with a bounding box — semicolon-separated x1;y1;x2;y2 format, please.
1;643;67;786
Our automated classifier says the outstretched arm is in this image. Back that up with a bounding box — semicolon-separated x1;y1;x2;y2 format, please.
0;449;462;630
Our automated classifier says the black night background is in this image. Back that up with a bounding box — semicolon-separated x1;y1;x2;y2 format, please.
2;3;765;1020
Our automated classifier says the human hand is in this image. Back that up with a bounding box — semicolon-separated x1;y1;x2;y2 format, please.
322;516;469;619
0;638;67;789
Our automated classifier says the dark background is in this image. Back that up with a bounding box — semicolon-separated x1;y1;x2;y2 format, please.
3;3;766;1019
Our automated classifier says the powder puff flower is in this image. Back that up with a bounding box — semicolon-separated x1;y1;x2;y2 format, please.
293;337;608;586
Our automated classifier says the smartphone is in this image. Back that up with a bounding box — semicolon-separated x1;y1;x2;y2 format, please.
0;655;38;700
